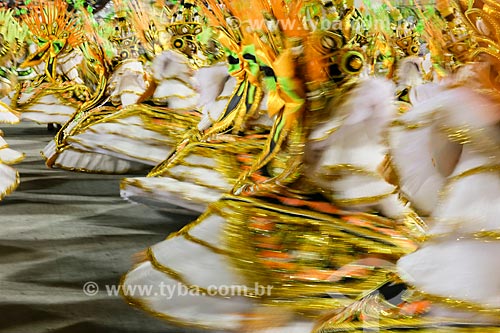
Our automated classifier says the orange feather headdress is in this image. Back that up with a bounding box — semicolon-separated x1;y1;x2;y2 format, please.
21;0;86;69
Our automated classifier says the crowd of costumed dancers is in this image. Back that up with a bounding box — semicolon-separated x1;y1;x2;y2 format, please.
1;0;500;331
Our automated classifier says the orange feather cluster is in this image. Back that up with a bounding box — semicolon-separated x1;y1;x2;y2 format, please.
198;0;243;48
302;32;331;85
199;0;229;30
127;0;169;51
22;0;86;50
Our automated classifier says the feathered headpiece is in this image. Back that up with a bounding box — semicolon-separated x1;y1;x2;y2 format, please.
20;0;86;77
128;0;171;56
388;5;421;57
167;0;203;59
79;7;114;79
0;7;30;63
107;0;145;62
